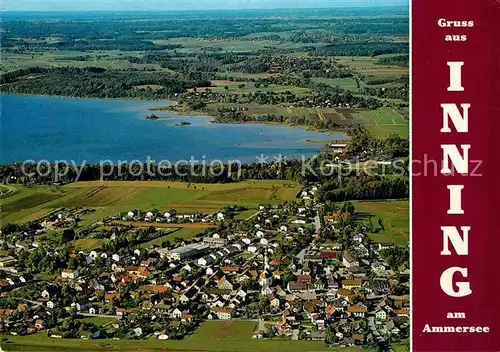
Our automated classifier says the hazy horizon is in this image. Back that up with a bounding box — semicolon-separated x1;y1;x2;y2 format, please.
3;0;408;12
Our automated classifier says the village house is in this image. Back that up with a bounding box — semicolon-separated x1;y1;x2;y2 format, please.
347;305;367;318
217;276;234;291
211;307;234;320
0;255;17;268
342;279;362;290
342;253;359;268
61;269;78;279
375;308;388;321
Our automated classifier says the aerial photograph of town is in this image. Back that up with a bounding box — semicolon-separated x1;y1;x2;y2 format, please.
0;0;409;351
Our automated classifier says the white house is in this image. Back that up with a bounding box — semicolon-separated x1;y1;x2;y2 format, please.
218;276;234;291
47;301;56;309
342;253;359;268
198;256;213;267
70;302;82;311
133;327;143;337
61;269;78;279
247;245;258;253
211;307;234;320
112;254;120;262
171;308;182;319
375;309;387;321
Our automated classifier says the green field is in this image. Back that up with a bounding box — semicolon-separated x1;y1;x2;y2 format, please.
352;200;409;245
0;180;300;225
365;124;409;138
78;317;118;326
191;81;310;95
310;77;358;91
0;323;359;352
0;50;167;73
73;238;104;251
335;56;408;80
358;108;408;138
188;321;256;341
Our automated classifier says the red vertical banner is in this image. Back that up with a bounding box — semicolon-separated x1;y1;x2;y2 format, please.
412;0;500;351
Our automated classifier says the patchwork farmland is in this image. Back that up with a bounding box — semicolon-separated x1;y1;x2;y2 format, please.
0;180;301;225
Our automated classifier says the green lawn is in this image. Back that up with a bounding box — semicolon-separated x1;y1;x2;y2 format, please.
352;200;409;245
0;331;355;352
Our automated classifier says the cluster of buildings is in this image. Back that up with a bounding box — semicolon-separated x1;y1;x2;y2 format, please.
0;187;409;350
112;209;226;224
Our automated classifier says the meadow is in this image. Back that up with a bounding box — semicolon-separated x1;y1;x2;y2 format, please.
310;77;358;91
0;180;301;225
335;56;408;82
0;324;347;352
352;200;409;245
0;50;167;73
358;107;408;138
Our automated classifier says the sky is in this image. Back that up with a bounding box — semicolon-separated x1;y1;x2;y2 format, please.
3;0;407;12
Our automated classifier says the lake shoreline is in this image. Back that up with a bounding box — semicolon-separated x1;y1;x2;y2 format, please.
2;94;340;164
1;92;348;139
148;104;350;139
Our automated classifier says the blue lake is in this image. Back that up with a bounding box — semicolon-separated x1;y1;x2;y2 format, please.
1;94;342;164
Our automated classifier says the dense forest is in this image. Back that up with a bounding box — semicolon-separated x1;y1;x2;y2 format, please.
2;9;408;44
0;67;210;98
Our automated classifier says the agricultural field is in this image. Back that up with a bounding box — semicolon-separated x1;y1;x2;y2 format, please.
0;50;167;73
358;107;408;138
310;77;358;91
191;81;310;95
352;200;409;245
188;320;256;341
336;56;408;81
210;103;362;125
0;180;301;225
205;102;407;137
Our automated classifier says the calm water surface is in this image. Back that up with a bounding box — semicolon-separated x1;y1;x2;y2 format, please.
1;94;342;163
